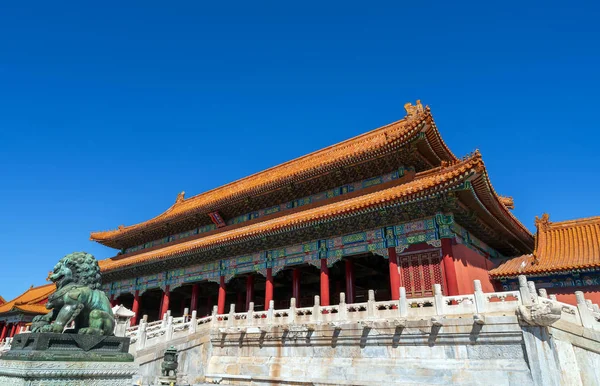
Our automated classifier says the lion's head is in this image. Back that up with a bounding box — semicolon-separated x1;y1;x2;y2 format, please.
49;252;102;290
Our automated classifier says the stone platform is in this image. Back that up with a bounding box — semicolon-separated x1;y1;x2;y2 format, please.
0;359;138;386
0;333;138;385
2;332;134;362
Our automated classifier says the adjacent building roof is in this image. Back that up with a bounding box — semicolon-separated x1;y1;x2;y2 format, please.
490;214;600;278
91;102;458;249
0;284;54;316
0;296;5;305
99;152;533;273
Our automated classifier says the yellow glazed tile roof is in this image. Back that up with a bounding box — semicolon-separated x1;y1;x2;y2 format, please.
490;214;600;277
91;104;457;245
0;283;54;315
100;151;531;273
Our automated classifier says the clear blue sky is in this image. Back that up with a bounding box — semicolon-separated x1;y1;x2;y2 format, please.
0;2;598;299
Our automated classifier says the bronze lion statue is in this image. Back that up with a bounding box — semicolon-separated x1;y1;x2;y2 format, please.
31;252;115;335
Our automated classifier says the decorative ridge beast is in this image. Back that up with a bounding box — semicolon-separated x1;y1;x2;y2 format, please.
32;252;115;335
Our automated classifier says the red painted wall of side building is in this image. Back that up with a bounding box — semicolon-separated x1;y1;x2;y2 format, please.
451;243;497;294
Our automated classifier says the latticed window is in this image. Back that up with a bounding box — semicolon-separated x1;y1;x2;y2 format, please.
400;250;444;297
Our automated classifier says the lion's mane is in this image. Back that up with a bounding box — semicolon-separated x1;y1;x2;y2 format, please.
57;252;102;290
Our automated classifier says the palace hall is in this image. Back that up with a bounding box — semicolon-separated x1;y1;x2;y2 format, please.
1;101;597;328
90;101;534;324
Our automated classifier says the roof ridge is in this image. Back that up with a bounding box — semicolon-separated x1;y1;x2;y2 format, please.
90;107;435;240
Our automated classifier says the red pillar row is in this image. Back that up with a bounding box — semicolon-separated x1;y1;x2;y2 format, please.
441;238;459;296
320;259;330;306
265;268;274;310
245;274;254;311
388;247;401;300
0;323;7;341
345;259;355;304
160;286;171;318
217;276;226;314
131;291;140;326
9;323;17;338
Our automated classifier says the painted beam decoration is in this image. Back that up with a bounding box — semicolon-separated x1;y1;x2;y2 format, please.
103;213;504;297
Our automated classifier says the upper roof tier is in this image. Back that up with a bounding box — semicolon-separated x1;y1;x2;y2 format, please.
489;214;600;278
90;102;459;250
0;283;54;316
99;152;533;275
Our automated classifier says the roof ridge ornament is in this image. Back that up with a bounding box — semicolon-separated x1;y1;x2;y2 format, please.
535;213;551;232
404;100;424;119
175;191;185;205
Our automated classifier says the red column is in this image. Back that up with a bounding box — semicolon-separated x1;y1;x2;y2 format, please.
217;276;226;314
345;259;355;303
441;238;459;296
131;291;140;326
245;274;254;311
190;284;199;312
160;286;170;318
320;259;330;306
9;323;17;338
0;323;7;341
388;247;401;300
110;295;116;307
292;268;301;303
265;268;274;310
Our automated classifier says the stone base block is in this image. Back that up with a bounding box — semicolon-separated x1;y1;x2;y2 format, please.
0;359;138;386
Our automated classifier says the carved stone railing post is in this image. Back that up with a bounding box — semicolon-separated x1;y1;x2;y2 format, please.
518;275;532;306
312;295;321;323
183;307;189;322
136;321;147;350
161;313;168;329
433;284;444;315
527;281;538;303
247;302;255;325
538;288;548;299
338;293;348;320
576;291;595;328
367;290;375;319
593;304;600;313
189;310;197;334
288;298;296;324
267;300;275;325
210;305;218;329
549;294;557;301
471;280;485;314
166;316;174;341
399;287;408;317
227;304;235;327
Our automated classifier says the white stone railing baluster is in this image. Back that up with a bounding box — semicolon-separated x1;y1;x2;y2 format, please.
189;310;197;334
433;284;444;315
267;300;275;325
399;287;408;317
518;275;531;306
367;290;375;319
247;302;255;325
576;291;595;328
288;298;296;324
473;280;486;314
339;293;348;320
312;296;321;323
136;320;147;350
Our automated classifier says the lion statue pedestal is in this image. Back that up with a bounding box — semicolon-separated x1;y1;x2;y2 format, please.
0;252;138;386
